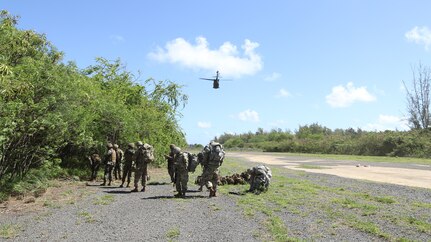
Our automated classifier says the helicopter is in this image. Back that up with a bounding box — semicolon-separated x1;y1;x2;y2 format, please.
200;70;224;89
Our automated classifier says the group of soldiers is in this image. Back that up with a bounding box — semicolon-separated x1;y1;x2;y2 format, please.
88;141;154;192
165;141;225;198
89;141;271;197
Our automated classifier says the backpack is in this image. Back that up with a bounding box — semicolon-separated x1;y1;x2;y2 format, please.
143;144;154;162
186;152;198;172
207;143;225;167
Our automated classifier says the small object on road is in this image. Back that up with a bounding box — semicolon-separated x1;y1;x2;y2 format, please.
356;164;361;167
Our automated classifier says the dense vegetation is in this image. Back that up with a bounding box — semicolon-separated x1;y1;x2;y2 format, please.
217;124;431;158
0;11;187;199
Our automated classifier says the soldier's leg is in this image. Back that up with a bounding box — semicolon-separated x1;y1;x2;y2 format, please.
182;173;189;196
168;163;175;183
126;166;132;187
132;170;140;192
141;165;147;192
101;165;108;186
94;164;100;181
113;164;118;180
107;165;114;186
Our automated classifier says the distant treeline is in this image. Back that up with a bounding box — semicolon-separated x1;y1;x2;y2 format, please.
217;123;431;158
0;10;187;185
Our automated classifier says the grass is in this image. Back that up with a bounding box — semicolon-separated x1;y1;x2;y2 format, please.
263;152;431;165
218;156;431;241
78;211;96;223
93;195;115;205
0;224;21;239
166;227;180;240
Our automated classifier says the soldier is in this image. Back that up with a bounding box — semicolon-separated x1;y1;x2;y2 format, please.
120;143;135;188
197;152;206;191
247;165;272;194
131;141;154;192
164;144;176;183
200;141;225;197
88;153;101;181
172;146;188;198
101;143;116;186
113;144;123;180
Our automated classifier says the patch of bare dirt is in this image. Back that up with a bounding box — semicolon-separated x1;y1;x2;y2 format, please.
229;152;431;189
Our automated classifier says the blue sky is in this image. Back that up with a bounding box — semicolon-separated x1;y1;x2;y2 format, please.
2;1;431;145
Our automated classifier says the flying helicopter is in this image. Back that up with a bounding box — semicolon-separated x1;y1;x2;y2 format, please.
200;70;225;89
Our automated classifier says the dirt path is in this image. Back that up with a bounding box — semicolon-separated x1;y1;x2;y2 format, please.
0;172;265;241
228;152;431;189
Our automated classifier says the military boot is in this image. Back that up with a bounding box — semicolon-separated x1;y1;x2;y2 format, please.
131;186;138;192
209;188;215;197
141;187;146;192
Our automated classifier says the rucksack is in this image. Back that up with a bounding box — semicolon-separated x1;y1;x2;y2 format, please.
143;144;154;162
208;143;225;167
186;152;198;172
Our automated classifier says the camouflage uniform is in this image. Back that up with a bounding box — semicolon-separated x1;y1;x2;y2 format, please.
101;143;116;186
120;143;135;188
201;142;225;197
165;144;176;183
132;141;153;192
88;153;101;181
113;144;123;180
248;165;272;194
197;152;206;191
172;146;188;198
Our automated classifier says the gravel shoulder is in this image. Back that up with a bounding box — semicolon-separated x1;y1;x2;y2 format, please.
1;153;430;241
0;173;265;241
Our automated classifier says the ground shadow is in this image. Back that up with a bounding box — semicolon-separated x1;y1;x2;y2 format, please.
104;190;132;194
186;190;203;193
228;191;248;196
142;195;207;200
147;181;171;186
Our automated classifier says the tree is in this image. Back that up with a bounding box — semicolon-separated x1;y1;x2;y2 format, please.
403;63;431;129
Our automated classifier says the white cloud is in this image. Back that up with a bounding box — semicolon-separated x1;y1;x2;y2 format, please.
364;115;409;131
276;88;291;98
264;72;281;81
326;82;376;108
110;35;125;43
405;26;431;50
197;121;211;129
237;109;260;122
148;37;263;78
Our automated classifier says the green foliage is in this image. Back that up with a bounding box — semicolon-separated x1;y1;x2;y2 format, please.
0;11;187;194
219;124;431;158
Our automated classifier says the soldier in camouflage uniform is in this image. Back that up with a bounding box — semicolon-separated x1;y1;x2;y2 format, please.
164;144;176;183
101;143;116;186
197;152;206;191
88;153;101;181
171;145;188;198
131;141;153;192
248;165;272;194
120;143;135;188
201;141;225;197
113;144;123;180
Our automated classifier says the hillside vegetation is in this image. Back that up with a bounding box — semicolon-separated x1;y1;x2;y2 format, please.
218;124;431;158
0;11;187;199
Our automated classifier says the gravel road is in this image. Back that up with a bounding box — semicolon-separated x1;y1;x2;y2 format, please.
1;152;430;241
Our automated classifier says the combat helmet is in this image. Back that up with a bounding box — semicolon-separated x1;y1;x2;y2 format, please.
107;143;113;148
113;144;119;149
128;143;135;149
136;141;143;147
